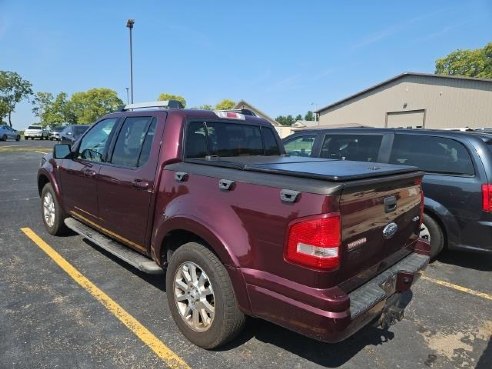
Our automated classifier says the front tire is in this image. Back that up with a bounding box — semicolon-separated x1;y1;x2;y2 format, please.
41;183;67;235
420;214;444;259
166;242;246;349
16;135;20;141
1;134;7;141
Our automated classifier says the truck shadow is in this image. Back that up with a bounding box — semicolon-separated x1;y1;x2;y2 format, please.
437;249;492;272
223;317;396;367
476;337;492;369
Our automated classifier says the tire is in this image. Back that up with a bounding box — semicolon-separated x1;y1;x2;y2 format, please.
1;134;6;141
420;214;444;259
16;135;20;141
166;242;246;349
41;183;67;235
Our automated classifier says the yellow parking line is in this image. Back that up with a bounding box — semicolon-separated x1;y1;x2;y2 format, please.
20;227;191;369
421;275;492;301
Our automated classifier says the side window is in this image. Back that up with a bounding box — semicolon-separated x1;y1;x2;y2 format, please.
320;134;383;161
111;117;155;168
262;128;281;155
78;118;118;162
284;135;316;157
389;135;474;175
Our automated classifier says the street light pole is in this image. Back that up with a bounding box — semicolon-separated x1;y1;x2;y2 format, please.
125;87;130;104
311;103;318;125
126;19;135;104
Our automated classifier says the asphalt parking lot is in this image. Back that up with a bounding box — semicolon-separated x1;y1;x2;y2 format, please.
1;139;491;369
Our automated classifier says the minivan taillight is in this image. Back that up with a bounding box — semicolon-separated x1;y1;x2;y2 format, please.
482;184;492;212
285;214;341;270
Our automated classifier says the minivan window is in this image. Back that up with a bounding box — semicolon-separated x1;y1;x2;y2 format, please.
78;118;118;162
284;135;316;157
389;135;474;175
320;134;383;162
111;117;154;168
185;121;280;158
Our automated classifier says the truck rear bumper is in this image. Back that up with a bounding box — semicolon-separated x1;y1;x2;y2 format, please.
244;242;430;343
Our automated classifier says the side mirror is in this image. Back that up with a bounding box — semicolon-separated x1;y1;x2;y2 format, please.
53;144;71;159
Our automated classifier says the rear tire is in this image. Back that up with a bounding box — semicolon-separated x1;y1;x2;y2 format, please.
1;134;6;141
41;183;67;235
166;242;246;349
16;135;20;141
420;214;444;259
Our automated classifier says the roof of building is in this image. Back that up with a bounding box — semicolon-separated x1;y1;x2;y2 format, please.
316;72;492;114
234;100;279;126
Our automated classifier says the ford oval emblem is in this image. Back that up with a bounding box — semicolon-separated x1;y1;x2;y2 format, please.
382;222;398;239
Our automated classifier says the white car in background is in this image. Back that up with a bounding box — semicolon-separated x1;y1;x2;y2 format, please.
24;125;49;140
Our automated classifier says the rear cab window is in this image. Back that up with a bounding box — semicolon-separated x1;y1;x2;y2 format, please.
389;134;475;176
185;121;280;158
320;134;384;162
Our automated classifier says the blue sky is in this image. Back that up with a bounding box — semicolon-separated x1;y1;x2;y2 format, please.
1;0;491;129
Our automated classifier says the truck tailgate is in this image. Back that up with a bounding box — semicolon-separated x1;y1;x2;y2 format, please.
338;174;423;292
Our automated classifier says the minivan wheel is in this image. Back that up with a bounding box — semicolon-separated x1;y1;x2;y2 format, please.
166;242;246;349
420;214;444;259
41;183;67;235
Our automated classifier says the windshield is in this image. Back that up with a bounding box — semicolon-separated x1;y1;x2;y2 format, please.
28;125;41;129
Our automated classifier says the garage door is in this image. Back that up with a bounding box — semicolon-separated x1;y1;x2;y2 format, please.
386;109;425;128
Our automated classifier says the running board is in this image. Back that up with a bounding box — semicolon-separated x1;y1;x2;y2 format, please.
64;217;163;275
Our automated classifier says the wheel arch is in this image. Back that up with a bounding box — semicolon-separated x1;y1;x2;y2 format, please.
152;217;252;314
423;196;460;249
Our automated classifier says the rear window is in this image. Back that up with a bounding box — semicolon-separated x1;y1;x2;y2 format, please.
320;134;383;162
185;121;280;158
28;125;41;129
389;134;474;175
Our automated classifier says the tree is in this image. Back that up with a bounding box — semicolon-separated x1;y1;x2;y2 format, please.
157;93;186;107
198;104;213;110
69;88;123;123
435;42;492;79
215;99;236;110
295;114;303;122
33;91;74;126
275;115;295;126
0;71;33;127
304;111;314;121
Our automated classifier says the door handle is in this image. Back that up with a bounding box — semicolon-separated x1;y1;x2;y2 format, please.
133;180;150;190
83;168;96;177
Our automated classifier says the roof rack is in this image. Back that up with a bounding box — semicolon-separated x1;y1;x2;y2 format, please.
121;100;184;111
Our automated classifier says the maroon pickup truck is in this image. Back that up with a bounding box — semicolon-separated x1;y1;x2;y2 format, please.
38;101;430;349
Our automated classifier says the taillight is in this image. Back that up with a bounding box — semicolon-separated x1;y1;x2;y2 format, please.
482;184;492;212
285;214;341;270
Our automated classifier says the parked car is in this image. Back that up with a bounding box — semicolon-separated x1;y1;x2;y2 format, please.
24;124;49;140
60;124;90;145
38;101;429;349
283;128;492;258
0;125;21;141
48;125;65;141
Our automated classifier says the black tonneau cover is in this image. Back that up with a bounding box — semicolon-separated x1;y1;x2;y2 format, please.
186;156;418;182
